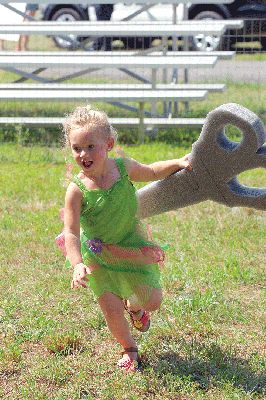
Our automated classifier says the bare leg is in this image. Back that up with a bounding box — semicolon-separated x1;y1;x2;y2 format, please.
98;292;138;361
124;288;162;333
16;10;35;51
127;288;163;312
16;35;29;51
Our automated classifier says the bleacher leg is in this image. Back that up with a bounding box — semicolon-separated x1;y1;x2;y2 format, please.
138;102;145;144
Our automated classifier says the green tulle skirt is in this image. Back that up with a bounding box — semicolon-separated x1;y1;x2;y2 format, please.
56;157;165;306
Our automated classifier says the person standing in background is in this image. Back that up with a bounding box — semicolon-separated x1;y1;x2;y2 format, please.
93;4;114;50
16;3;38;51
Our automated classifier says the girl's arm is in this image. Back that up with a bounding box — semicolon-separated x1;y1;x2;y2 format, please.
64;182;83;266
125;154;192;182
64;183;88;288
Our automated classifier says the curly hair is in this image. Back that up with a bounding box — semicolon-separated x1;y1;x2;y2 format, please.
63;105;118;146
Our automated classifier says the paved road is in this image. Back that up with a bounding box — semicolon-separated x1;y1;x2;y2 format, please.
190;60;266;83
27;59;266;84
66;59;266;84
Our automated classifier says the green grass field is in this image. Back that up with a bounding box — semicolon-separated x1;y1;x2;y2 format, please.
0;142;265;399
0;80;265;146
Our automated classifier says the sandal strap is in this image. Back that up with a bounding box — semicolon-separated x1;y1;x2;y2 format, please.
123;347;138;354
123;300;142;316
130;309;142;316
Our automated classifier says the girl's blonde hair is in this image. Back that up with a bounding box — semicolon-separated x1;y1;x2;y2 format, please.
63;105;118;146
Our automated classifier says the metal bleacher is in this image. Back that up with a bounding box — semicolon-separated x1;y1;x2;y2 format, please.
0;0;243;139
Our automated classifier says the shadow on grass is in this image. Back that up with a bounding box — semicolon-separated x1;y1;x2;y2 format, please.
152;343;265;394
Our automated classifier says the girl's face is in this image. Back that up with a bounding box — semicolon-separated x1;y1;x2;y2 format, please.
69;126;114;176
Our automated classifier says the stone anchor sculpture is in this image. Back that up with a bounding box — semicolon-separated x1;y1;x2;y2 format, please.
137;103;266;219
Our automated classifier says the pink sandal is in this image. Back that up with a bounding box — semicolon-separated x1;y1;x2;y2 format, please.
117;347;142;373
124;301;150;332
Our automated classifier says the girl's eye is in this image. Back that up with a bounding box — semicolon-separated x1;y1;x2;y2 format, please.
88;145;94;149
73;147;81;152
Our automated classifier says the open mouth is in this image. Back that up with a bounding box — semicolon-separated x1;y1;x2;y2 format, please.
82;160;93;169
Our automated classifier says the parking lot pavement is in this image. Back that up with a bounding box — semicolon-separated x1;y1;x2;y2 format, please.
29;59;266;84
79;60;266;84
189;60;266;83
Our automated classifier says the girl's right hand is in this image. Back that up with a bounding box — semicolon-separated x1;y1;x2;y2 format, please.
71;263;89;289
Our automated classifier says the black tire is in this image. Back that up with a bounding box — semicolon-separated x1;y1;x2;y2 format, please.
261;36;266;51
50;8;87;50
191;10;228;51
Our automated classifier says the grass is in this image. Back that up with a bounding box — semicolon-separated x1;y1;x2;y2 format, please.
0;80;265;146
0;142;265;399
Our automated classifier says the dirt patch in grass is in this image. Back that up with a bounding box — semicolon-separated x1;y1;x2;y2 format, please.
225;283;265;316
21;341;50;359
218;284;266;354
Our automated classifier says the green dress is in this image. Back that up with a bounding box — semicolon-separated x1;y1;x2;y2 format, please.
61;157;164;306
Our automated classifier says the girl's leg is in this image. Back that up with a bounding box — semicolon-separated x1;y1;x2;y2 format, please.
125;288;162;332
127;288;162;312
98;292;138;357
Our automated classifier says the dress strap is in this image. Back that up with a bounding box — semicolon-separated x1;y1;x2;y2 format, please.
73;175;87;194
115;157;128;179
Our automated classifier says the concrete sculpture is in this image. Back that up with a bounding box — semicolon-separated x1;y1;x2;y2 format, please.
137;103;266;219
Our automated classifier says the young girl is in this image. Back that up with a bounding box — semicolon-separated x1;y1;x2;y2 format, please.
59;105;191;373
